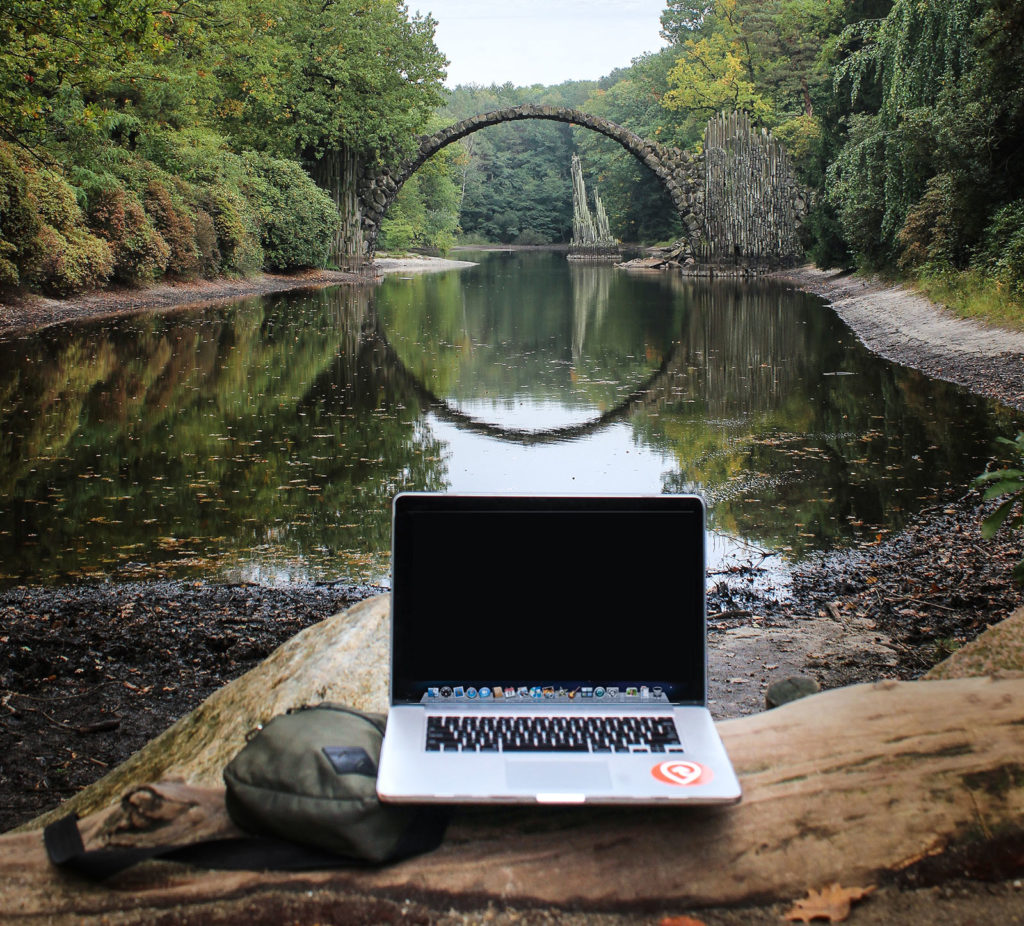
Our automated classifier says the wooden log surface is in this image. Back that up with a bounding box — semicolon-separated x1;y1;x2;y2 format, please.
2;597;1024;922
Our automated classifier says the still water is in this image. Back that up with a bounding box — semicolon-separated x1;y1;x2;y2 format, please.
0;250;1019;588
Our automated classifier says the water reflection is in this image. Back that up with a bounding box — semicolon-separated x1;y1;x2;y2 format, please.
0;250;1019;587
0;289;446;585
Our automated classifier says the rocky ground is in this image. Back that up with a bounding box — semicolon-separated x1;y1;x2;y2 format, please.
2;261;1024;922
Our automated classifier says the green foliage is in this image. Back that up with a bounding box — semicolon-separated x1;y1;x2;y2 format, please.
20;166;113;294
977;201;1024;298
823;0;1024;292
1;0;447;291
380;131;461;253
144;180;200;279
204;186;263;276
86;185;170;284
440;84;581;244
975;434;1024;583
215;0;448;163
240;153;339;270
0;0;159;152
0;143;40;285
577;50;686;241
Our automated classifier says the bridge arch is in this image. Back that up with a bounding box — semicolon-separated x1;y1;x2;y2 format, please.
358;104;704;256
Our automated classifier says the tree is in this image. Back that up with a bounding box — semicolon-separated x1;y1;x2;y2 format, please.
0;0;161;152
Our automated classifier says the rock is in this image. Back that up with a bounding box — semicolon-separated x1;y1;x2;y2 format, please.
765;675;821;709
925;605;1024;680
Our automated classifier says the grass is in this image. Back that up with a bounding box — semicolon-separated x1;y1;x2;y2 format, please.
912;268;1024;332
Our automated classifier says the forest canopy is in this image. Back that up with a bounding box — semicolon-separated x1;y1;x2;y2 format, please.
0;0;446;291
1;0;1022;305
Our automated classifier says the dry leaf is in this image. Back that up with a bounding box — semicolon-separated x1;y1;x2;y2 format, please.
783;882;875;923
659;916;707;926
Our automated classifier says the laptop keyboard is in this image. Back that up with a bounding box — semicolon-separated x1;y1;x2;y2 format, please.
425;714;682;753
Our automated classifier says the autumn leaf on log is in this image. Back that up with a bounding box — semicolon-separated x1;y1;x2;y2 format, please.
658;916;707;926
783;883;875;923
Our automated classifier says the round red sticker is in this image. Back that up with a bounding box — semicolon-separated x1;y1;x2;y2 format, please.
651;759;713;786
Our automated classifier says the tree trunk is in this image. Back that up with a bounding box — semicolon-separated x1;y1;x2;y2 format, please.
1;594;1022;920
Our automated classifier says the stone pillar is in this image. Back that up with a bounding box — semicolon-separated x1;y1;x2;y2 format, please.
308;145;366;270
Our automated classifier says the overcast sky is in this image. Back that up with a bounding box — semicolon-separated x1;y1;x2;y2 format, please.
412;0;669;88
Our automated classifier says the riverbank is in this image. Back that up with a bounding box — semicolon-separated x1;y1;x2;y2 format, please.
0;257;477;338
0;269;365;338
774;265;1024;411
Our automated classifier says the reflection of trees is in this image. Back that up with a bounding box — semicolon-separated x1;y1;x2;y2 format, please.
633;281;1021;554
0;287;448;585
377;251;669;422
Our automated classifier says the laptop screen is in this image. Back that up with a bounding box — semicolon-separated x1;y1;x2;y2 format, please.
390;494;707;705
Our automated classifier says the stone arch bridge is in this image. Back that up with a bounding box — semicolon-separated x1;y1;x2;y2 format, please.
348;105;805;267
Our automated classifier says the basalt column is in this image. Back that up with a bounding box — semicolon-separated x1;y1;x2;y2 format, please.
308;145;366;270
700;112;807;269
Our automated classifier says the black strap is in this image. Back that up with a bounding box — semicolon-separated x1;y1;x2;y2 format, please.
44;814;367;880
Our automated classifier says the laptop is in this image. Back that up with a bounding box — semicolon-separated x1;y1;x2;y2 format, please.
376;493;741;805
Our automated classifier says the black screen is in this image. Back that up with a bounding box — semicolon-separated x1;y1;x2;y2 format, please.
390;495;706;703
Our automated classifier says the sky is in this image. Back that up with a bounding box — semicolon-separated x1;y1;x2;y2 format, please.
411;0;670;89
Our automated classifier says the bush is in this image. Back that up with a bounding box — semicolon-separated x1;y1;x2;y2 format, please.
0;144;41;286
204;185;263;275
241;153;339;270
26;225;115;295
20;166;113;295
193;208;222;277
898;173;970;271
87;185;170;284
144;180;200;279
975;433;1024;583
514;228;551;246
978;200;1024;296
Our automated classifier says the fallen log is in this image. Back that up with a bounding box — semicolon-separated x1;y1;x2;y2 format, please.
2;597;1023;922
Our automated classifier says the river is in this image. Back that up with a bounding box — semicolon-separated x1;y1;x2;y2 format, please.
0;249;1019;589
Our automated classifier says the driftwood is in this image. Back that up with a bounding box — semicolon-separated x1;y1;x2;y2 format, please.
2;596;1024;922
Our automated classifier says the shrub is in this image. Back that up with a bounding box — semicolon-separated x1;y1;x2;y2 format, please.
514;228;551;246
144;180;200;279
87;185;170;284
26;225;115;296
241;152;338;270
898;173;963;271
378;216;417;253
975;433;1024;583
20;165;113;294
193;208;222;277
0;144;41;286
978;201;1024;296
204;185;263;275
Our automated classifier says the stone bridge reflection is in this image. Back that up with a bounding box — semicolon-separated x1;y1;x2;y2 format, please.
364;310;689;446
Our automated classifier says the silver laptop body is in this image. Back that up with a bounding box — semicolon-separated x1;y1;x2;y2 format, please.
376;493;741;805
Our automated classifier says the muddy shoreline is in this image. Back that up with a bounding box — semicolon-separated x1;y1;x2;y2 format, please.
2;261;1024;834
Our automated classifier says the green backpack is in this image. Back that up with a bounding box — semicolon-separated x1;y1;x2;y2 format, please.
223;702;447;864
45;703;448;878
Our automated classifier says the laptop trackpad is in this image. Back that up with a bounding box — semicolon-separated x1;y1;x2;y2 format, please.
506;760;612;791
